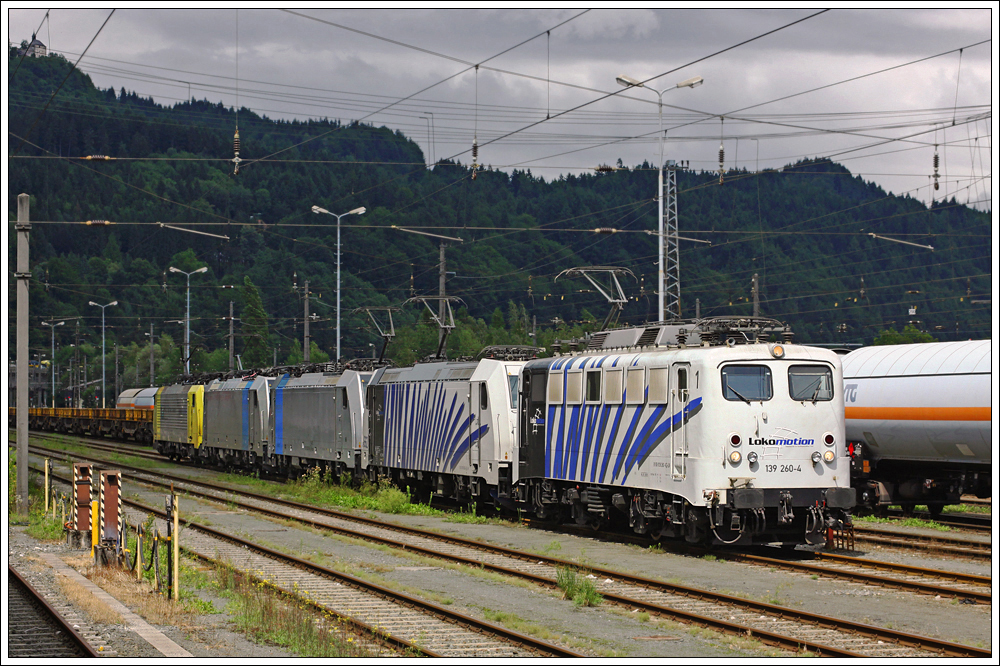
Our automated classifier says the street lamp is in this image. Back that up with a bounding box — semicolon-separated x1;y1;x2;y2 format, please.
169;265;208;374
87;301;117;408
616;73;703;321
311;205;366;361
41;320;64;408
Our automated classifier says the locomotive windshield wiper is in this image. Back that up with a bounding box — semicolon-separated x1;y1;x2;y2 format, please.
727;385;753;405
806;378;824;403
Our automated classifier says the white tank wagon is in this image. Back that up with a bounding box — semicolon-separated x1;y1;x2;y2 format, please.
843;340;992;513
518;318;855;547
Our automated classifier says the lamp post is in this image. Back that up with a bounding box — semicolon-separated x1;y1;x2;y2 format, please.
169;266;208;375
87;301;117;408
41;320;64;408
311;205;366;361
615;74;703;321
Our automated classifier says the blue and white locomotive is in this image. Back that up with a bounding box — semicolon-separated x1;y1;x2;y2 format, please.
365;349;527;503
516;318;855;545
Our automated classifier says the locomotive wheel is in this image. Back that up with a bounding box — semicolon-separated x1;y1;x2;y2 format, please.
899;502;916;516
926;503;945;518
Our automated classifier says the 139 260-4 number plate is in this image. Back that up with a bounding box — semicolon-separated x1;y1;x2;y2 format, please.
766;464;802;473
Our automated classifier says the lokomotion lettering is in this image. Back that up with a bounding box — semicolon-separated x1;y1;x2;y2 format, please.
746;436;815;446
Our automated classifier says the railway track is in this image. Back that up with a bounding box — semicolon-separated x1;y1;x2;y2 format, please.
8;565;102;659
852;524;991;561
29;443;991;658
31;461;580;659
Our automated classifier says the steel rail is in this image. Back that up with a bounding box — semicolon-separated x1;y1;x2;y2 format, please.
852;531;990;561
8;565;102;658
35;462;582;659
717;550;991;604
33;457;858;657
30;448;989;658
811;551;991;586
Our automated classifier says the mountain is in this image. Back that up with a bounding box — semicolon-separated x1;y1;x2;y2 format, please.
8;50;991;390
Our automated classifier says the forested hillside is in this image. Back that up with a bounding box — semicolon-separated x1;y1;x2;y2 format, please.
8;51;991;395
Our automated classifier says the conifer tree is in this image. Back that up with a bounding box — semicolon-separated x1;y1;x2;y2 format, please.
241;275;271;368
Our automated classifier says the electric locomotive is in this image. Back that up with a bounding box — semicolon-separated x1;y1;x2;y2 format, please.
516;318;855;546
365;347;538;505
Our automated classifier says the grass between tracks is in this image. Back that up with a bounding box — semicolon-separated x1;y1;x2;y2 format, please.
219;467;445;517
212;564;374;658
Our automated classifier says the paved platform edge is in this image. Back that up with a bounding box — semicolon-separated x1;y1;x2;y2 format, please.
38;552;193;658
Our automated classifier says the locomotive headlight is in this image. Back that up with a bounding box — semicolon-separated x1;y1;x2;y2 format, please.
747;451;758;464
823;433;835;447
811;451;822;465
823;450;836;463
729;433;741;447
770;344;785;359
729;450;742;465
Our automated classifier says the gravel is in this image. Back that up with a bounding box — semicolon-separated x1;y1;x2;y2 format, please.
14;460;994;658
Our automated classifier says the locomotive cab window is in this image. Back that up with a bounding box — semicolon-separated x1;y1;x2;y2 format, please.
676;367;688;402
508;375;519;409
721;365;772;402
586;369;602;402
480;383;489;410
788;365;834;401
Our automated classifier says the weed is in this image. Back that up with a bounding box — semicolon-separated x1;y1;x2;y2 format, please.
637;611;651;623
542;540;563;554
854;514;953;532
555;567;603;607
702;554;717;562
213;565;372;657
647;542;664;554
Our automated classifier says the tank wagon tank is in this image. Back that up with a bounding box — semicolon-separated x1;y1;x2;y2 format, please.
517;318;855;546
842;340;992;513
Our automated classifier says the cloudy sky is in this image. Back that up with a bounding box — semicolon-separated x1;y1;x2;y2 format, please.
7;6;995;210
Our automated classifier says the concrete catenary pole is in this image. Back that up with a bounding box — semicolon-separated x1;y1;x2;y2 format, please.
303;280;310;363
752;273;760;317
228;301;234;372
149;323;155;387
438;240;447;351
16;193;31;515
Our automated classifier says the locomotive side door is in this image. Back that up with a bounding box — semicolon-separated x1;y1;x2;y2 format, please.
470;381;486;469
670;363;691;479
369;384;385;468
519;367;548;479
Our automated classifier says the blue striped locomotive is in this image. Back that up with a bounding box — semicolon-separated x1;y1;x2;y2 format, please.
516;319;855;546
366;356;524;503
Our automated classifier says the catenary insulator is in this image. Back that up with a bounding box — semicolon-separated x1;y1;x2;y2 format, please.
234;128;241;154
